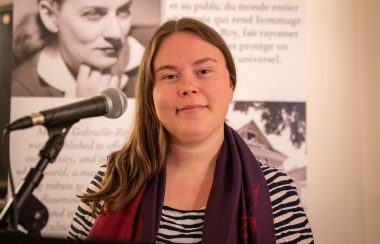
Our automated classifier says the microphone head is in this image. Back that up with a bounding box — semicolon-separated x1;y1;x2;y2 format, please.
101;88;128;119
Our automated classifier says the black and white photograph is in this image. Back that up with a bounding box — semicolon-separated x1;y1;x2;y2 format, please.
11;0;161;97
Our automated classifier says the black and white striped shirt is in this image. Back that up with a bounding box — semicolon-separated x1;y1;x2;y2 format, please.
157;206;205;243
68;164;313;243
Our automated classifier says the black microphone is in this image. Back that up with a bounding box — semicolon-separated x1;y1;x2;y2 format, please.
7;88;128;131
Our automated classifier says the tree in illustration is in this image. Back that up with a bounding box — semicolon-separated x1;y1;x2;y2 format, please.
233;101;306;148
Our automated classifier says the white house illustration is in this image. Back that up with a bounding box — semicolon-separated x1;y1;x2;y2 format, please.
236;120;288;170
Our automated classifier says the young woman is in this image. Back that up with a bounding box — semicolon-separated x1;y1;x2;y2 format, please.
12;0;143;97
68;18;313;243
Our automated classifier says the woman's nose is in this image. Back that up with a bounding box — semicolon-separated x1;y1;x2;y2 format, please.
103;16;123;40
179;78;199;96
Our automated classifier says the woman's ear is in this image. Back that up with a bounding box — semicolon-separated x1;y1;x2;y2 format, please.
38;0;59;33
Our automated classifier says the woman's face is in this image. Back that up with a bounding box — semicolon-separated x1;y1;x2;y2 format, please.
152;32;234;144
51;0;132;72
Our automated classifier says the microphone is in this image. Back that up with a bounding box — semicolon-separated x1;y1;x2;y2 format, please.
7;88;128;131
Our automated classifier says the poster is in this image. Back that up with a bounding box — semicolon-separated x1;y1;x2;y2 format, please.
9;0;306;237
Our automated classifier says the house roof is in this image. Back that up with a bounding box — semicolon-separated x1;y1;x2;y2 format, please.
237;120;287;158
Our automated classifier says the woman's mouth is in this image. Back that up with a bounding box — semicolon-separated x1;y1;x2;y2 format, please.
177;104;207;113
98;46;121;57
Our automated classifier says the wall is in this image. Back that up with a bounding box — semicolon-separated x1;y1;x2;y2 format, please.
357;1;380;242
1;0;379;243
307;0;380;243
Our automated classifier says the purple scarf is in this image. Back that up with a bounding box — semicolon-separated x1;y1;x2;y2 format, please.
89;124;276;243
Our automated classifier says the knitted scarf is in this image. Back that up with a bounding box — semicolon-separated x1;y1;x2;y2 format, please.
88;125;276;243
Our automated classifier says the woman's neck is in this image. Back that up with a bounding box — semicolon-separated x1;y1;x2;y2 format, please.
166;127;224;171
164;129;224;210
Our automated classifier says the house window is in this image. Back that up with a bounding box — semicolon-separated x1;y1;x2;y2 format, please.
247;130;256;141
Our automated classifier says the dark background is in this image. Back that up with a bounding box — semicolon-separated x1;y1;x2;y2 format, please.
0;4;12;200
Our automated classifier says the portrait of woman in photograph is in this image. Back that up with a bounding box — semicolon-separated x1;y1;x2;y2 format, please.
11;0;159;97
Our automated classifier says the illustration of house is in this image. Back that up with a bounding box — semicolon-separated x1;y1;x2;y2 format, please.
237;120;288;170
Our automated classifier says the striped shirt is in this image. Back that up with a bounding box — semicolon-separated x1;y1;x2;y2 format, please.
68;164;313;243
157;206;205;243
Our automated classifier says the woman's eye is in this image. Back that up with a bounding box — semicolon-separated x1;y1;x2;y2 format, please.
197;69;211;75
163;74;178;80
117;1;132;18
117;6;131;18
83;8;107;21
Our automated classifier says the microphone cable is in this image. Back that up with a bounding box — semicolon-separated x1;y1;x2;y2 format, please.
1;126;18;231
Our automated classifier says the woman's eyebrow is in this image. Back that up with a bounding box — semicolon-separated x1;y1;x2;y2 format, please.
81;6;106;11
154;65;177;74
193;57;218;66
117;1;132;11
154;57;218;73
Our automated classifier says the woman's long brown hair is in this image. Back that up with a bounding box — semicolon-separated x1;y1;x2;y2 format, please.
79;17;237;216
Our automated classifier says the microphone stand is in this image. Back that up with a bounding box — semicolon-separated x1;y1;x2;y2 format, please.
0;123;74;236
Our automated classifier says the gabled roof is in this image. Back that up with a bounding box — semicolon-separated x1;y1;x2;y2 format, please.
237;119;287;158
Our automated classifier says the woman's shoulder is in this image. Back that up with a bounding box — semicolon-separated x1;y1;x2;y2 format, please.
12;52;40;82
259;162;314;243
260;162;295;187
85;165;107;194
11;54;40;97
11;51;64;97
68;164;107;240
259;162;301;214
